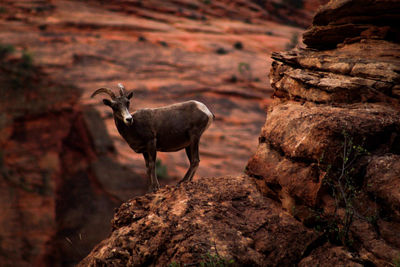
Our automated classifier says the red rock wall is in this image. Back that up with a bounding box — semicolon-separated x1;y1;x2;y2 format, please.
246;0;400;264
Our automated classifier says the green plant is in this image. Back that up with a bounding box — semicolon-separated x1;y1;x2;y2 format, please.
168;261;181;267
393;253;400;267
156;159;168;179
0;44;15;59
233;42;243;50
216;48;228;55
315;132;375;247
0;44;36;90
19;51;34;70
10;50;35;90
238;62;252;81
199;252;235;267
168;251;234;267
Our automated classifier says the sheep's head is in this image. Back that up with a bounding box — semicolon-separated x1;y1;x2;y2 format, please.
91;83;134;125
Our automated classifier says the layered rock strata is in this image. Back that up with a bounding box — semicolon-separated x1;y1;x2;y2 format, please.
247;0;400;264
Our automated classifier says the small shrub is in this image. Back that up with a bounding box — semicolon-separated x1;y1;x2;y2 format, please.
10;50;35;89
156;159;168;179
138;36;147;42
19;51;34;70
200;252;235;267
233;42;243;50
238;62;252;81
168;261;180;267
238;62;250;74
216;48;228;55
315;132;375;247
228;75;237;83
393;254;400;267
0;44;15;59
38;24;47;31
158;41;168;47
0;44;36;90
168;252;234;267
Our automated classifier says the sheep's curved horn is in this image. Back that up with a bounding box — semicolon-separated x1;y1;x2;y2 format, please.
91;88;116;99
118;83;126;96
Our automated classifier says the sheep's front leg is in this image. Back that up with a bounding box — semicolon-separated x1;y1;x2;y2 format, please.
143;141;160;192
142;152;152;192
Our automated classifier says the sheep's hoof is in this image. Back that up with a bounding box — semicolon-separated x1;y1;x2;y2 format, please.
153;186;160;192
147;187;159;193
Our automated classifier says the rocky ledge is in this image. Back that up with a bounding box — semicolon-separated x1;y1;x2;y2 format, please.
78;175;320;266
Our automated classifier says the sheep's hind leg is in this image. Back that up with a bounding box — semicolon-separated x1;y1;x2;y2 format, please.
179;138;200;184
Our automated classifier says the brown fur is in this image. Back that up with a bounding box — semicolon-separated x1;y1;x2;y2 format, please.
92;85;213;192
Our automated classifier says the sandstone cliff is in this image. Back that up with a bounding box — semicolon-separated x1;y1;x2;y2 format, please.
248;0;400;264
79;0;400;266
0;1;318;266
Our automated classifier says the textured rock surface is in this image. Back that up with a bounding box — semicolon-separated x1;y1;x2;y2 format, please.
365;154;400;220
246;0;400;265
78;175;319;266
270;40;400;104
298;243;363;267
303;0;400;49
247;101;400;205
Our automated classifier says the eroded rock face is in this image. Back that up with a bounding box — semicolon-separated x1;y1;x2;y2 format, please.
79;175;319;266
247;101;400;206
303;0;400;49
299;243;363;267
246;0;400;264
270;40;400;104
365;154;400;221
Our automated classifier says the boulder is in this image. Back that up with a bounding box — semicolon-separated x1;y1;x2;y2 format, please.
79;175;319;266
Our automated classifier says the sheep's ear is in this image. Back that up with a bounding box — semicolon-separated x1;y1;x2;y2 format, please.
127;91;133;99
103;99;113;107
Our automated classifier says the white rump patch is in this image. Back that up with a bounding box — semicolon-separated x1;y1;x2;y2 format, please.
193;101;214;130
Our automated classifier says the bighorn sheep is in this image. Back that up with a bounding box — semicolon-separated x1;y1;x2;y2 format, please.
91;83;214;192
